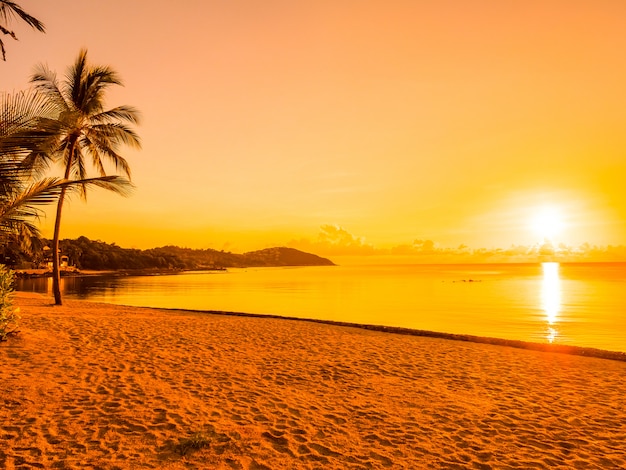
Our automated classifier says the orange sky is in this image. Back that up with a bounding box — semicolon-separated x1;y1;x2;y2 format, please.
3;0;626;255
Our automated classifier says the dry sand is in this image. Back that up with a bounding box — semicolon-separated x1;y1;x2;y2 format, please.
1;293;625;469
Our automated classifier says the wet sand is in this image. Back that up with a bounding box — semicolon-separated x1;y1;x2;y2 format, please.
1;293;625;469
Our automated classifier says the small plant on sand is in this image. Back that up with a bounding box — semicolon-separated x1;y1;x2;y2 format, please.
174;425;235;458
176;431;212;456
0;264;20;340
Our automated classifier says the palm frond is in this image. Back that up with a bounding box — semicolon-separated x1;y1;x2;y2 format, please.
67;48;89;106
82;134;132;179
69;146;88;187
82;74;120;116
0;1;45;61
0;1;45;32
72;175;134;198
0;175;133;241
0;90;55;132
8;177;66;205
79;135;107;177
87;123;141;150
0;35;6;61
0;90;63;178
60;175;135;201
0;159;25;198
0;23;16;39
0;178;62;237
0;216;41;243
91;105;141;125
30;64;69;112
66;50;122;116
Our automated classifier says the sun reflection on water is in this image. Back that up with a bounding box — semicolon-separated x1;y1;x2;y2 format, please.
541;262;561;343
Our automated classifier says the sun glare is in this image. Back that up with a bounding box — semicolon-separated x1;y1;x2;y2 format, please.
530;206;564;241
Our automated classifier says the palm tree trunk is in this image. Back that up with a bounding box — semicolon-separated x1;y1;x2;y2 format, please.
52;139;75;305
51;186;67;305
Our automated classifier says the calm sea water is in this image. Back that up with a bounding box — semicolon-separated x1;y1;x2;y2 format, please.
16;262;626;353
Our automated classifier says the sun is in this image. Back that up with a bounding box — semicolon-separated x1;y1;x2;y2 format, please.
530;206;565;241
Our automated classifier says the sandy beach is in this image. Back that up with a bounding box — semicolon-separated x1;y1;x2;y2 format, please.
1;293;625;469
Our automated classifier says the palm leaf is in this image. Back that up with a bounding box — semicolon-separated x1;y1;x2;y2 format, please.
88;122;141;149
0;1;45;60
0;1;45;32
0;176;133;241
91;105;141;125
82;134;132;179
0;91;60;155
31;65;69;112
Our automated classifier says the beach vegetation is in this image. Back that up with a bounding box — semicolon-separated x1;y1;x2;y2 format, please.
176;431;212;456
0;90;134;256
0;89;64;250
30;49;141;305
174;425;236;458
7;235;335;272
0;264;19;340
0;0;45;61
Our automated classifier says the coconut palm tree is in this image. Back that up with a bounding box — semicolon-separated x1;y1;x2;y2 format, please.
30;49;141;305
0;1;45;61
0;90;132;252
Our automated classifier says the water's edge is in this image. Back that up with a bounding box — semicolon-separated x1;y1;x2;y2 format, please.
17;263;626;358
147;304;626;363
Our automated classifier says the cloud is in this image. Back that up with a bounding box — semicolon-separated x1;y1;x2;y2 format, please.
288;225;626;262
288;225;376;256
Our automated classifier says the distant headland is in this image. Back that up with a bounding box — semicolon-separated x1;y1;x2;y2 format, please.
8;236;335;276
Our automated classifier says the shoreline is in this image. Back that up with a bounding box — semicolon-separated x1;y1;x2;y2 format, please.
14;267;190;278
3;292;625;469
11;281;626;361
151;306;626;363
13;261;626;359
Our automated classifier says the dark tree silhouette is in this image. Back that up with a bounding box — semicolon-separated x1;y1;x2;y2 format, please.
31;50;141;304
0;1;45;60
0;90;135;252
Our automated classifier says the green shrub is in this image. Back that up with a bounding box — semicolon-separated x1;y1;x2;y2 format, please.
0;264;20;341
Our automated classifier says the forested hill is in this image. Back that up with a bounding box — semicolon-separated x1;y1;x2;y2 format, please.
46;237;335;271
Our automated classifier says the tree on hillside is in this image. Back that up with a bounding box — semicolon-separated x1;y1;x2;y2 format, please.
0;1;45;60
30;49;141;305
0;90;134;252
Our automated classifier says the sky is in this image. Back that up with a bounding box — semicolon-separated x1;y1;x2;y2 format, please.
2;0;626;257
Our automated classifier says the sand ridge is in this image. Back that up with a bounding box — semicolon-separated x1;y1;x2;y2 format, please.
1;293;625;469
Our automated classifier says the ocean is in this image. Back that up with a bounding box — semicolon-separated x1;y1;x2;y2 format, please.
16;262;626;353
